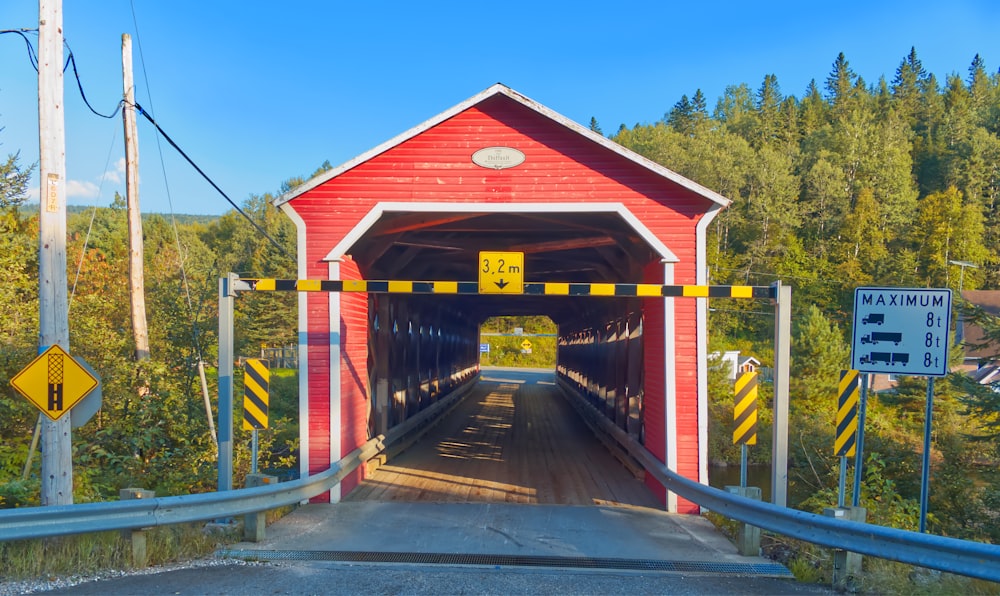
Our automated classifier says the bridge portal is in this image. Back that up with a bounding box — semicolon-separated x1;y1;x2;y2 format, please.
274;84;729;513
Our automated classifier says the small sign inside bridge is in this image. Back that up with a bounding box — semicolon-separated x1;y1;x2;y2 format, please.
479;251;524;294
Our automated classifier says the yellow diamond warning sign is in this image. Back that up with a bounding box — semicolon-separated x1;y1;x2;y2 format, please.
10;345;99;421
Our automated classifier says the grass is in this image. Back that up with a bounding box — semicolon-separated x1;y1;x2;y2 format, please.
703;513;999;594
0;522;240;581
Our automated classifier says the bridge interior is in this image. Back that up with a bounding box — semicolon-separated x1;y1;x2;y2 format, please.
359;210;654;469
347;368;658;507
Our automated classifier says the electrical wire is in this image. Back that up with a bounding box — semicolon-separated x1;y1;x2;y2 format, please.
11;22;289;259
3;28;122;119
132;102;292;259
64;48;123;119
1;29;39;71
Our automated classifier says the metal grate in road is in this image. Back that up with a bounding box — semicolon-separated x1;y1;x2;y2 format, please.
216;549;793;578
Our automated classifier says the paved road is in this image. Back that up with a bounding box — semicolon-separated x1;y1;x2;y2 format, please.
31;559;832;595
25;502;826;595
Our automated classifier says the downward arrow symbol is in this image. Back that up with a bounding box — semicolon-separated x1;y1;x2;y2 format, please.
495;279;509;290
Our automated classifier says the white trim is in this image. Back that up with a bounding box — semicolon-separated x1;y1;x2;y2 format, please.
279;203;312;483
324;202;678;263
662;261;678;513
328;261;343;504
695;203;724;490
273;84;730;210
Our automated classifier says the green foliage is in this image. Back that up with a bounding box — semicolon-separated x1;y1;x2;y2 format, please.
479;316;557;369
0;151;33;208
790;305;851;410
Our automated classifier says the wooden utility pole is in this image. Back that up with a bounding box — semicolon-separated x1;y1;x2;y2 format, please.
122;34;150;363
37;0;73;505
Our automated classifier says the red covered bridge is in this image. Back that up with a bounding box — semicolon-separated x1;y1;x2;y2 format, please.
273;84;731;513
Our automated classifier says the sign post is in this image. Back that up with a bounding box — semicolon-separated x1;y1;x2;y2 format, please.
733;371;759;488
850;287;951;531
835;370;859;508
242;359;270;475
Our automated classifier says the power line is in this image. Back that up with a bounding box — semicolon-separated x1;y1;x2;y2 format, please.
64;48;123;119
132;102;292;259
1;29;39;71
3;28;122;118
5;26;291;260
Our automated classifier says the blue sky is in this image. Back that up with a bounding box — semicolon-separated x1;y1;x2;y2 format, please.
2;1;999;216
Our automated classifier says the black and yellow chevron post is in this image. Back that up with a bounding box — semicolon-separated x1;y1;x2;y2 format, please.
835;370;859;457
733;371;758;446
242;358;270;431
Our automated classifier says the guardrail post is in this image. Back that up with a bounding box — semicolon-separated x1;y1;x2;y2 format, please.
824;506;867;590
243;473;277;542
119;488;155;567
725;486;761;555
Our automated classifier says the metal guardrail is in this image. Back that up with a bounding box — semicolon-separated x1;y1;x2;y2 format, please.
0;437;382;542
0;377;477;542
557;378;1000;583
2;375;998;583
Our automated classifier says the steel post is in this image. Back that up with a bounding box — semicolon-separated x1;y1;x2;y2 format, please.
852;375;869;507
218;275;236;491
770;282;791;507
919;378;935;532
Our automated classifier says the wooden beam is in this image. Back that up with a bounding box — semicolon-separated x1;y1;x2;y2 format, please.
510;236;617;254
372;213;484;236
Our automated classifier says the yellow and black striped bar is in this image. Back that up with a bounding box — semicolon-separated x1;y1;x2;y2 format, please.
242;358;270;431
733;371;759;446
242;278;773;299
835;369;860;457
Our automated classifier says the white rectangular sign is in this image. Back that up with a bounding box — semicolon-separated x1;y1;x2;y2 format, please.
851;287;952;377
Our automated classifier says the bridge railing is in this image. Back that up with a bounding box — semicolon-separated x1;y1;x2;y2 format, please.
0;379;476;542
1;376;998;583
556;378;1000;583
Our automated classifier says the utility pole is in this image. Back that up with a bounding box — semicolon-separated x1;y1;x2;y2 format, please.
122;34;150;363
37;0;73;505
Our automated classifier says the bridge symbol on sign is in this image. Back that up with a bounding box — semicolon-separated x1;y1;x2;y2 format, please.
9;345;99;421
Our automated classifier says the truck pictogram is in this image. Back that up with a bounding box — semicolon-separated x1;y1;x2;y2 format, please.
862;313;884;325
860;331;902;345
860;352;909;366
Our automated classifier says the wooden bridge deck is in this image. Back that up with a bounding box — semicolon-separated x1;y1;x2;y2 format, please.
345;368;660;507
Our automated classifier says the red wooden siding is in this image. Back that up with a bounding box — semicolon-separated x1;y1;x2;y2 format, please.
305;288;331;503
339;257;369;494
287;92;714;510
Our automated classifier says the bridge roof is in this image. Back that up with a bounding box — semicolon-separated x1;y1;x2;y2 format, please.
274;83;730;209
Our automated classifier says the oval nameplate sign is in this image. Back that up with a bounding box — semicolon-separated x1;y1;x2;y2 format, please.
472;147;525;170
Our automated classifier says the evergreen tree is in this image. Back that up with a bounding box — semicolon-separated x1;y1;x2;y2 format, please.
891;47;929;127
790;304;851;409
667;94;694;134
754;74;783;148
825;52;860;119
799;80;827;136
0;151;32;208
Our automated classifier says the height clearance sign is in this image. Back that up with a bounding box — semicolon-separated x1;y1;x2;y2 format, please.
850;287;952;377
